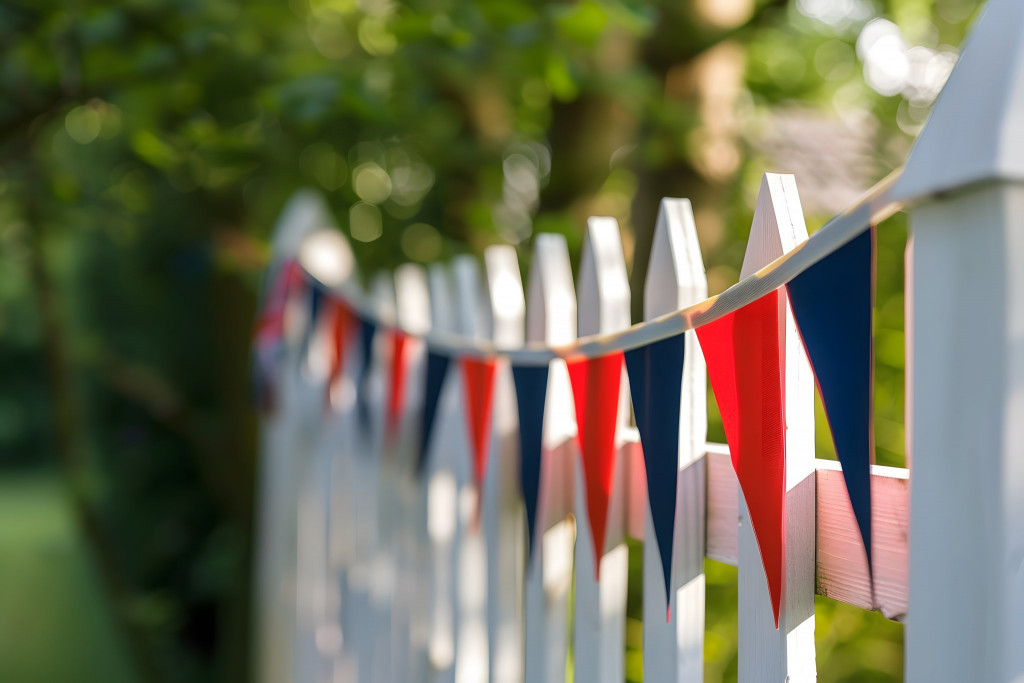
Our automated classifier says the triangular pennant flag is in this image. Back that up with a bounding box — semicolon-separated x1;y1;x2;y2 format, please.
624;333;686;607
253;259;305;411
416;350;451;476
566;351;624;577
301;280;324;359
511;363;549;562
355;315;377;437
696;290;786;627
786;227;875;575
325;297;355;408
386;330;410;438
460;357;498;494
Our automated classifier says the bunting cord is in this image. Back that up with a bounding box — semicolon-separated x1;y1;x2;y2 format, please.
297;167;904;366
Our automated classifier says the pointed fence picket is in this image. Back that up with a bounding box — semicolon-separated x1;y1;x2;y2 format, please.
423;262;462;683
523;233;576;683
394;263;432;683
480;246;527;683
572;217;632;683
641;198;708;682
253;191;346;683
450;254;491;683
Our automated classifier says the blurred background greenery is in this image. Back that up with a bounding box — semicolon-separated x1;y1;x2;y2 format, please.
0;0;982;681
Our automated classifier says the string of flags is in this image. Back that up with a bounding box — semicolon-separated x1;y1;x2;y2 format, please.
253;221;877;626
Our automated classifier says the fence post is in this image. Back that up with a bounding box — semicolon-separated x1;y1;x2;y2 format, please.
480;245;527;683
641;199;708;681
736;175;816;681
450;254;491;683
893;1;1024;679
573;216;632;683
523;233;577;683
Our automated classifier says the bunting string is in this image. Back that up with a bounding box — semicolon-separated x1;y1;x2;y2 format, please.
255;168;892;624
295;168;901;367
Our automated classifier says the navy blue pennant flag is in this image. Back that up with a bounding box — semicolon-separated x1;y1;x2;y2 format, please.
512;364;549;563
624;332;686;605
786;226;875;575
301;281;324;359
416;350;450;476
355;315;377;438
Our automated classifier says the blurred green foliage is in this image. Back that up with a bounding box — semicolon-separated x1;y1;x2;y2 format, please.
0;0;982;681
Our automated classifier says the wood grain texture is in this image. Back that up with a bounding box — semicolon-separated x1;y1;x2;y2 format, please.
450;256;490;683
815;461;908;619
705;442;737;566
704;446;909;619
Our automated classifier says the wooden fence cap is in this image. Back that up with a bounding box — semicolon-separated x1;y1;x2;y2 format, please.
894;0;1024;203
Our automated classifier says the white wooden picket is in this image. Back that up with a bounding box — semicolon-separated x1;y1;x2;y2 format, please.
480;246;527;683
523;233;576;683
895;3;1024;677
641;198;708;682
572;216;632;683
703;448;909;618
424;262;462;683
736;174;816;680
253;191;342;683
450;254;491;683
394;263;432;683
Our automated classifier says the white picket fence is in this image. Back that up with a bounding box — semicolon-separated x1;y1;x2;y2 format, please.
253;1;1024;680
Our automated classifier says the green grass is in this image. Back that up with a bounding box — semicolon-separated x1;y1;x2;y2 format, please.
0;471;139;683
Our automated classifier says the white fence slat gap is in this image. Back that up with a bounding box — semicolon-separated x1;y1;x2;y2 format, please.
736;174;816;681
480;246;526;683
641;199;708;682
573;216;632;683
394;264;433;683
450;255;490;683
523;233;577;683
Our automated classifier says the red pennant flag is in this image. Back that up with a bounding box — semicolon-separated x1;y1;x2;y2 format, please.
566;352;624;578
255;259;304;346
326;298;355;407
696;290;786;627
386;330;410;436
253;259;305;412
460;357;498;493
